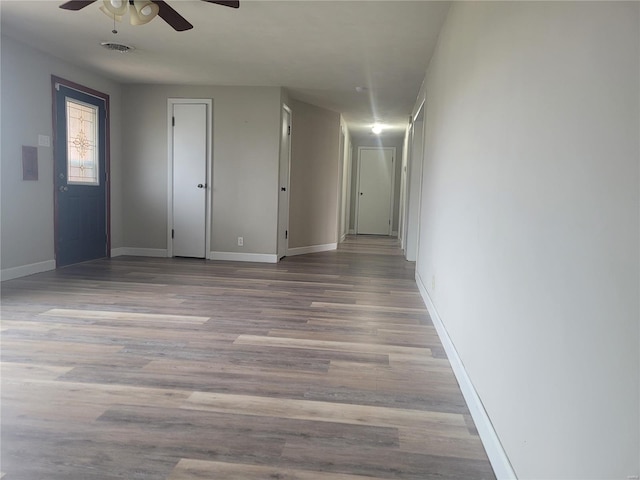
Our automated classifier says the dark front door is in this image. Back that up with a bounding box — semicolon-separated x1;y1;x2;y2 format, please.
54;82;108;266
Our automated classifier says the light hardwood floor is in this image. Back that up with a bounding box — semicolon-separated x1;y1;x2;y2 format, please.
0;235;495;479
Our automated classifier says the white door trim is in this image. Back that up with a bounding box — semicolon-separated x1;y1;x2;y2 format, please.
167;98;213;258
405;98;425;261
277;103;292;260
345;141;352;237
389;147;397;237
355;146;396;235
413;103;427;268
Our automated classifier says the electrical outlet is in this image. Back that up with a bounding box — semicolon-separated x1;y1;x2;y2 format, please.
237;236;243;247
431;275;436;290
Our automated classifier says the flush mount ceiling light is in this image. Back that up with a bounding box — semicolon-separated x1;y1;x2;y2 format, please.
59;0;240;32
371;123;384;135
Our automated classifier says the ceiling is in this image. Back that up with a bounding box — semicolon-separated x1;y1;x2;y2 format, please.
0;0;450;137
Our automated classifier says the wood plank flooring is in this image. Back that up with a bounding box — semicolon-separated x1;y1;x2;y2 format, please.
0;235;495;479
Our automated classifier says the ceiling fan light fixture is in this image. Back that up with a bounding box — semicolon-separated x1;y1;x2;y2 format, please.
101;0;127;16
99;5;123;21
130;0;159;25
60;0;239;31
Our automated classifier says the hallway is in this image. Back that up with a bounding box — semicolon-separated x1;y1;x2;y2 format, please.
1;236;495;479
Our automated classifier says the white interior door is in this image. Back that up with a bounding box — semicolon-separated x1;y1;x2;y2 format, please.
356;148;394;235
172;103;207;258
277;106;291;259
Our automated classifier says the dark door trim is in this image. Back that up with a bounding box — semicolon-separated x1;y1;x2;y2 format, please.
51;75;111;262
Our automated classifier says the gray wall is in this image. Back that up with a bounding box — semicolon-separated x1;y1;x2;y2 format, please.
349;134;404;234
0;35;123;272
416;2;639;478
289;99;341;248
122;85;281;255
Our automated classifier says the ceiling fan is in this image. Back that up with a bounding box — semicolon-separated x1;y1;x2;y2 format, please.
59;0;239;32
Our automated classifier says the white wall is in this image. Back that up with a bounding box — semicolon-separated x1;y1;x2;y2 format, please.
121;85;281;256
0;36;123;277
416;2;639;479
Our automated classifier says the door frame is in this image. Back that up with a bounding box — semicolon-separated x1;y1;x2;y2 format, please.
277;104;292;260
345;141;353;236
404;99;425;261
51;75;111;264
167;98;213;258
337;126;351;243
354;146;396;236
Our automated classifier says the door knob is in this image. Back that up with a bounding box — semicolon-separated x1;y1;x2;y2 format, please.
360;192;363;195
59;186;68;192
281;187;286;192
197;184;206;189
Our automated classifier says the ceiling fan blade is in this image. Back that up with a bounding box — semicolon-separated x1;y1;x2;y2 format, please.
154;1;193;31
59;0;97;10
201;0;240;8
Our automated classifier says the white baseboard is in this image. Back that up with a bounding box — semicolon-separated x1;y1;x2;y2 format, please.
111;247;168;258
209;251;278;263
392;230;398;237
340;233;346;243
286;243;337;257
415;272;517;480
1;259;56;281
348;229;355;235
